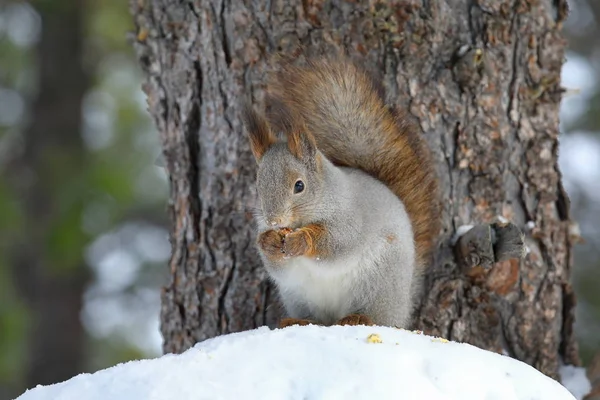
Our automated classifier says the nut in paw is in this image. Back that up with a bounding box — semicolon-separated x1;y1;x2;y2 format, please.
282;230;310;257
258;230;285;261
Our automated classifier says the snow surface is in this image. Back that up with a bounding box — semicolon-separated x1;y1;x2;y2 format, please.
451;224;474;245
559;364;592;400
497;215;509;224
17;325;576;400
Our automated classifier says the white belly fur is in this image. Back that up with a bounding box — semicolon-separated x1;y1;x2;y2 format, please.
273;255;366;323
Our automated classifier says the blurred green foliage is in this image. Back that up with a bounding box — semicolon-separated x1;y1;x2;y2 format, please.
561;2;600;366
0;0;168;397
0;259;29;391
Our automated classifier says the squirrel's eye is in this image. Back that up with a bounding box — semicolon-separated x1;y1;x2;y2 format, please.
294;180;305;194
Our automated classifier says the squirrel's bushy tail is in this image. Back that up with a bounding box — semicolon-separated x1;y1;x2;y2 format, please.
266;56;440;268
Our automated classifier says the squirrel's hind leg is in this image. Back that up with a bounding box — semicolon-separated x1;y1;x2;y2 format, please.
278;318;320;328
335;313;375;326
278;314;375;328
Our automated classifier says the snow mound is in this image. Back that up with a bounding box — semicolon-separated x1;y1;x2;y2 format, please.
559;364;592;400
17;325;575;400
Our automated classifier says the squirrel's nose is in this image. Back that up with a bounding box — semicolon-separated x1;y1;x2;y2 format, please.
266;215;287;227
267;217;281;227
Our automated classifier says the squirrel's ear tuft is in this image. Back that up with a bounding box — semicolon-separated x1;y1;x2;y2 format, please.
241;103;276;162
287;128;317;161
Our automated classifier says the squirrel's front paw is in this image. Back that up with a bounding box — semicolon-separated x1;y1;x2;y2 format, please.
282;230;310;257
258;230;285;261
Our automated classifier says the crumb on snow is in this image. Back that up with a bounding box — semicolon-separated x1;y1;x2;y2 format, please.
366;333;382;343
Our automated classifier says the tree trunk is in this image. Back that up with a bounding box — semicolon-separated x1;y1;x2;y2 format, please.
131;0;579;379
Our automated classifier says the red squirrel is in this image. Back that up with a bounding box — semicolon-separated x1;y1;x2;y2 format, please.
242;55;440;329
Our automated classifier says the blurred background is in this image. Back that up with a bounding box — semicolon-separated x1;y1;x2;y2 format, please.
0;0;598;399
0;1;168;399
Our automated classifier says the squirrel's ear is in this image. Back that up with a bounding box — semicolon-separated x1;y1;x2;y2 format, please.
287;128;317;161
241;104;276;162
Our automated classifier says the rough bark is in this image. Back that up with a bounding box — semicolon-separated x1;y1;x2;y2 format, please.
131;0;579;378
